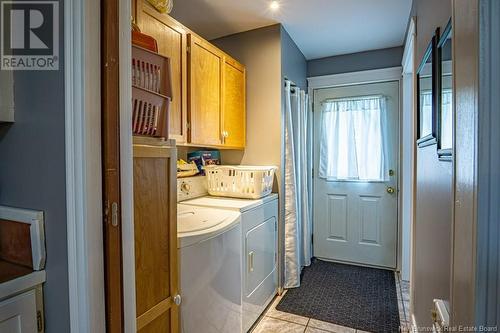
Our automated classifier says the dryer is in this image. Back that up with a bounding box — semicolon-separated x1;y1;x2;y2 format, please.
177;204;242;333
178;176;278;332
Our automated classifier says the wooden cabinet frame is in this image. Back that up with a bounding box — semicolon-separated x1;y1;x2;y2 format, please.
133;139;179;332
136;1;189;144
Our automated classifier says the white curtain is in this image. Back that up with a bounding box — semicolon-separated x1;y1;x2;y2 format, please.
319;96;388;182
284;81;312;288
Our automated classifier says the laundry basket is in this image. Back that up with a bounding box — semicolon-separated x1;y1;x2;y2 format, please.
205;165;277;199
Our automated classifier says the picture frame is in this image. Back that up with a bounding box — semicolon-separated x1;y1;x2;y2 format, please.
416;30;439;148
437;19;453;160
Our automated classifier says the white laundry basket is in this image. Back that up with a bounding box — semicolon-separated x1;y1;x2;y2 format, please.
205;165;277;199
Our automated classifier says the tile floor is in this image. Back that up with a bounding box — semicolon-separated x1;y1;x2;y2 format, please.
251;272;411;333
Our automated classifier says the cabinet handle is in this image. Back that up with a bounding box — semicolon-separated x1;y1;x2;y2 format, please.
173;294;182;306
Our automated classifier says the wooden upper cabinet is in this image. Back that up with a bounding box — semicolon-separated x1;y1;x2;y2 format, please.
135;1;246;149
136;1;188;144
188;34;224;146
222;58;246;149
133;138;178;333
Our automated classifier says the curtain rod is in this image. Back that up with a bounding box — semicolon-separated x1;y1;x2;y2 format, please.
322;94;386;104
284;78;297;88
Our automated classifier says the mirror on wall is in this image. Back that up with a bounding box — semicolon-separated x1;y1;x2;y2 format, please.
416;33;438;147
437;19;453;160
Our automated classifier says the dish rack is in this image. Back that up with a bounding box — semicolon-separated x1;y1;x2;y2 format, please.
132;45;172;138
205;165;277;199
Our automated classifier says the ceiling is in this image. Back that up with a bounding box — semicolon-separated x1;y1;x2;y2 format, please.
170;0;412;60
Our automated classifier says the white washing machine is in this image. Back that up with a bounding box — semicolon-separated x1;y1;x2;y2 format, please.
177;203;242;333
178;176;278;332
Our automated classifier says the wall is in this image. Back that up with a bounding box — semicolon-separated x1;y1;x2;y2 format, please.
475;0;499;325
410;0;452;328
307;46;403;77
281;27;307;89
0;0;70;331
212;25;283;170
212;25;307;290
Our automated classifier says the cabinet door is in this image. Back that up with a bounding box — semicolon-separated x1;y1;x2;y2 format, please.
137;2;188;143
133;143;178;333
222;58;246;148
188;34;224;146
0;290;38;333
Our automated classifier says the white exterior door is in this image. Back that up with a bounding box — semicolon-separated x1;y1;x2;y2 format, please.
313;80;399;268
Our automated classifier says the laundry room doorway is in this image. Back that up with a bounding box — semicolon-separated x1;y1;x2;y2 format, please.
311;77;400;269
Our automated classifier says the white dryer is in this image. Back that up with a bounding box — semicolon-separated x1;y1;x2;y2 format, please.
178;176;278;332
177;204;242;333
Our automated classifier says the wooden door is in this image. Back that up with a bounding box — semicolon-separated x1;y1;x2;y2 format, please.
188;34;224;146
102;0;123;330
222;58;246;149
133;139;178;333
137;1;188;144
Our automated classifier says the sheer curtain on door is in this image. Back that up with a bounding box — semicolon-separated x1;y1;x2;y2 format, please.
284;80;312;288
319;95;389;182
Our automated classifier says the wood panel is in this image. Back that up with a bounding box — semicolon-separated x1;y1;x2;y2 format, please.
0;260;32;283
102;0;123;330
137;1;188;143
188;34;223;146
133;140;178;332
0;220;32;268
138;310;170;333
222;58;246;148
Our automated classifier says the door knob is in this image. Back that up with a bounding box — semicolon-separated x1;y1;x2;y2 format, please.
387;186;395;194
173;294;182;306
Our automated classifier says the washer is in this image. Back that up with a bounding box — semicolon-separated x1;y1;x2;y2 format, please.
179;176;278;332
177;204;242;333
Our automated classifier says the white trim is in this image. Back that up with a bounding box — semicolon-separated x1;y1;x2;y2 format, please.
119;0;136;331
65;0;105;331
308;66;403;271
402;18;416;75
400;16;416;285
308;67;403;89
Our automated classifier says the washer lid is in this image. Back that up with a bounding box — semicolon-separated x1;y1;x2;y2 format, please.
177;205;238;234
181;193;278;213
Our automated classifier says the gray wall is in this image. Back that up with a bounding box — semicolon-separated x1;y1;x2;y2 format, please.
307;46;404;77
474;0;499;325
0;0;70;331
411;0;452;328
212;25;283;170
281;26;307;89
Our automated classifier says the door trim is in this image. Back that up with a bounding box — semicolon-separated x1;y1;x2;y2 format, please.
65;0;135;331
308;66;403;271
65;0;106;332
118;0;136;332
308;67;403;90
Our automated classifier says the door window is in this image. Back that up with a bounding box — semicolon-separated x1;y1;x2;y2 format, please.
319;95;387;181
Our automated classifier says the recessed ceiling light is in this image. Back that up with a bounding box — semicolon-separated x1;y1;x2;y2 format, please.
270;0;280;11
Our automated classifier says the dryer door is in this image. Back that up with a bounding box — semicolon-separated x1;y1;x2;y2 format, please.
245;216;277;295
